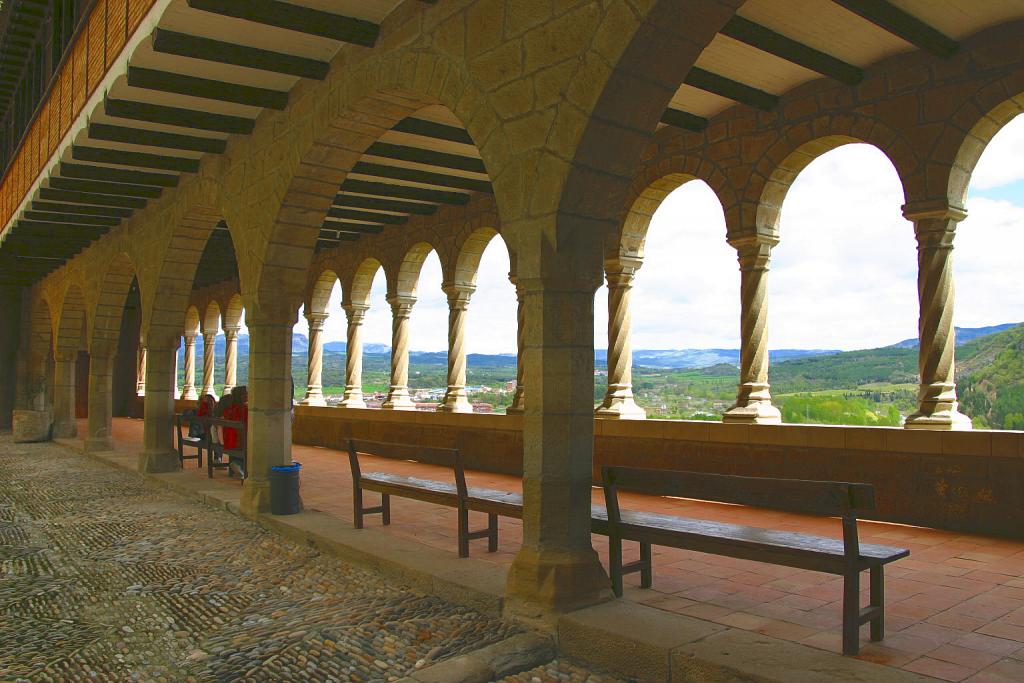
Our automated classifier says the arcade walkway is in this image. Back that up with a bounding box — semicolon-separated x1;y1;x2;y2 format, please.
78;418;1024;682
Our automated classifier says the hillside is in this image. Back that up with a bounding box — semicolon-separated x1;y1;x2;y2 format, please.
956;324;1024;429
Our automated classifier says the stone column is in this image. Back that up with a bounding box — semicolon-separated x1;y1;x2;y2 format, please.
723;235;781;424
506;236;611;617
181;334;198;400
140;333;179;473
506;278;527;414
299;312;328;406
596;258;646;419
136;345;146;397
383;296;417;410
201;327;217;398
904;203;972;430
438;284;474;413
223;325;239;394
85;350;115;452
241;305;297;516
340;303;368;408
52;350;77;438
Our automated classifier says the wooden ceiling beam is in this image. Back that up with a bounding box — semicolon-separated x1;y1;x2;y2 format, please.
322;221;385;235
831;0;958;58
37;188;148;209
60;162;179;188
722;16;863;85
186;0;380;47
351;161;492;193
365;141;486;174
392;117;474;145
23;210;120;226
89;122;227;154
660;108;709;132
31;201;133;219
72;146;200;174
333;194;437;216
340;179;469;205
152;29;329;80
105;98;255;135
326;207;408;225
684;67;778;111
127;66;289;110
48;177;163;199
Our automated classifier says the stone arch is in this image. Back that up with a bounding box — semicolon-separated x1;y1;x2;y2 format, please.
55;283;88;357
345;258;385;307
249;49;506;324
617;168;733;261
202;301;221;335
183;306;200;337
395;243;440;298
453;229;506;288
223;293;244;329
752;132;912;239
949;92;1024;208
91;252;139;358
308;269;339;315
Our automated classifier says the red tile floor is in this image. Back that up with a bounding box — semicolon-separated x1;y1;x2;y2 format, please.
87;417;1024;681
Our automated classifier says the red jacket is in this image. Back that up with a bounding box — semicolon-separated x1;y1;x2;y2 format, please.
223;404;248;449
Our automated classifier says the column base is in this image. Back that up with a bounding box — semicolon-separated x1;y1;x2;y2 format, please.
506;546;612;624
505;405;524;415
137;449;179;474
52;419;77;439
240;478;271;517
182;389;198;401
595;395;646;420
904;409;973;431
13;409;52;443
723;402;781;424
438;390;473;413
382;391;417;410
298;394;326;407
84;437;115;453
339;397;367;409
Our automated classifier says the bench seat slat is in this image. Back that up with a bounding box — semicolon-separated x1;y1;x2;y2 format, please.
465;487;525;518
361;472;461;506
594;508;907;571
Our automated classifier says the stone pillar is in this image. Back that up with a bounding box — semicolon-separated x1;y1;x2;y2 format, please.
904;203;972;430
596;258;646;419
85;350;115;452
241;305;297;516
136;345;146;397
201;327;217;398
223;325;239;394
383;296;417;410
340;303;368;408
723;235;781;424
438;284;474;413
139;334;179;473
299;312;328;406
506;236;611;618
181;334;198;400
506;278;526;414
52;350;77;438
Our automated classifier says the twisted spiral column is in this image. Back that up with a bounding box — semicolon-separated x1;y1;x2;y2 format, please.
596;259;645;419
222;325;239;394
181;334;198;400
383;296;417;410
904;203;972;430
506;278;527;414
724;236;781;424
136;344;146;397
299;313;328;406
438;284;474;413
340;303;368;408
201;328;217;397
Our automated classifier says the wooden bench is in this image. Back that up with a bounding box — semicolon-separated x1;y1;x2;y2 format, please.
175;414;246;479
598;466;910;655
174;413;207;468
347;439;501;557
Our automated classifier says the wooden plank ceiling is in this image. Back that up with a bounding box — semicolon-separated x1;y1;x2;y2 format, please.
1;0;1022;288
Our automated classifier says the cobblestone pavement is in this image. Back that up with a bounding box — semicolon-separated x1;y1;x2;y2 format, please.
0;438;623;682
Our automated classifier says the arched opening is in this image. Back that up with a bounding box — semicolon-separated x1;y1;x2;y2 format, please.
112;279;142;418
403;247;447;409
297;269;340;405
953;114;1024;429
597;178;737;420
54;283;87;438
770;143;915;426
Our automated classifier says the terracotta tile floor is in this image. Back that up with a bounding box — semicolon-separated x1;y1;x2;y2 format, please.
86;418;1024;681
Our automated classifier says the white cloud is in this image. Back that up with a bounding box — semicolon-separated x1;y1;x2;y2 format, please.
968;115;1024;190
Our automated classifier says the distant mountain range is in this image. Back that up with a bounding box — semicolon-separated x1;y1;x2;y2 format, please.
206;323;1020;370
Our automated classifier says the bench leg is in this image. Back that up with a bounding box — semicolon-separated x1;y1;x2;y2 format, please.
457;508;469;559
870;566;884;642
640;542;653;589
609;536;623;598
353;486;364;529
842;571;860;656
487;514;498;553
381;494;391;525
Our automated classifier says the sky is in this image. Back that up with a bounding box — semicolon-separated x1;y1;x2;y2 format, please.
287;116;1024;354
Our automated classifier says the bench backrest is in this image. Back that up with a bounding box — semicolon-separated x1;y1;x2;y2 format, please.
347;439;467;498
602;466;875;517
175;414;246;450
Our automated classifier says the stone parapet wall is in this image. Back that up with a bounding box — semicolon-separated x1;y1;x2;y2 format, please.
293;406;1024;538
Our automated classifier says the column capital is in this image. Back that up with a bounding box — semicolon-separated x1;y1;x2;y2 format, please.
223;325;240;339
902;199;967;223
343;302;369;322
305;311;329;328
183;333;197;345
387;294;417;316
442;282;475;308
